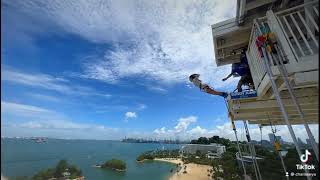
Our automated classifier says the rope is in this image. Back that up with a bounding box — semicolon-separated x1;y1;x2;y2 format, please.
223;98;247;177
268;115;289;180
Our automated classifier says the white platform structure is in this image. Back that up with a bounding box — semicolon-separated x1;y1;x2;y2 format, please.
211;0;319;179
212;0;319;126
180;143;226;156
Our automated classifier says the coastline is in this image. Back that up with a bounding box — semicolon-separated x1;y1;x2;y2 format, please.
93;165;126;172
154;158;183;164
153;158;213;180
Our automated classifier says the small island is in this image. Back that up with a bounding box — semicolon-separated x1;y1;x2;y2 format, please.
136;150;155;162
97;159;127;172
32;159;83;180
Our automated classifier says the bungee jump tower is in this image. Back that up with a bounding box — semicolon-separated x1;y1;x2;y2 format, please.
211;0;319;179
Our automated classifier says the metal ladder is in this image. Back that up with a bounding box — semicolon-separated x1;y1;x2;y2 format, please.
243;120;262;180
255;19;314;180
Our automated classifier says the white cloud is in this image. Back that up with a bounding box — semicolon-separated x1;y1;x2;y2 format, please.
174;116;197;133
137;104;147;110
125;111;137;122
18;120;112;131
1;101;58;120
4;0;238;90
147;86;168;93
1;68;71;93
2;100;318;142
152;116;319;142
153;127;167;134
189;126;208;135
1;101;119;139
1;67;112;98
1;101;51;114
28;94;61;102
153;115;198;140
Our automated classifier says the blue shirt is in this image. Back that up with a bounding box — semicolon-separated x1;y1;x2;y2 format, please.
231;53;249;76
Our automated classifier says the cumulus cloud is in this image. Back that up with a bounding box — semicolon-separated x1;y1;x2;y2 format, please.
3;0;238;89
2;100;318;141
153;127;167;134
153;116;198;139
189;126;208;135
152;116;319;142
174;116;197;133
125;111;137;122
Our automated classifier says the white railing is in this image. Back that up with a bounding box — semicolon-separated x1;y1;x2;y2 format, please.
247;1;319;90
275;1;319;61
246;17;268;89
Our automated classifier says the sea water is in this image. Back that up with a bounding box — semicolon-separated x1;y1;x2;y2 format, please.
1;138;182;180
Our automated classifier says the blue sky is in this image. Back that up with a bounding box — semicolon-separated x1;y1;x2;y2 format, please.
1;0;318;142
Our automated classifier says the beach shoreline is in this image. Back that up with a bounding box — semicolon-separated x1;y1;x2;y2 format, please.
154;158;213;180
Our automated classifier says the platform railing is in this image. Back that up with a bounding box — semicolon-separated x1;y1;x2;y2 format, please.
246;17;268;90
247;1;319;91
275;1;319;61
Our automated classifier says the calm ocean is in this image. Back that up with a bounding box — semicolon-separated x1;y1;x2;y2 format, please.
1;138;182;180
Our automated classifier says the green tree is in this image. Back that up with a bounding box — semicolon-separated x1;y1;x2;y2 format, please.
209;136;219;143
32;168;54;180
54;159;68;177
190;139;198;144
198;137;209;144
212;152;241;180
32;160;82;180
101;159;126;171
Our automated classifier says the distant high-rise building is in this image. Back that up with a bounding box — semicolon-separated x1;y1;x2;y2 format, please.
269;133;284;145
268;133;275;144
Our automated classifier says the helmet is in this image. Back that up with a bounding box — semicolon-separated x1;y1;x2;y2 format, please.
189;74;200;82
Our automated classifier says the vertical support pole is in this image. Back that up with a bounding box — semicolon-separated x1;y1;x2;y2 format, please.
243;121;262;180
258;125;263;146
270;123;289;180
224;98;248;179
272;44;319;162
232;120;247;178
255;23;312;178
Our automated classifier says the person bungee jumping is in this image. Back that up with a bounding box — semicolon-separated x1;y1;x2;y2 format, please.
222;49;254;92
189;74;228;98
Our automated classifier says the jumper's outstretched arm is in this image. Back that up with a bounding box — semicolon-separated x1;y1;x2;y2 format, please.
203;85;228;98
189;74;228;98
222;73;233;81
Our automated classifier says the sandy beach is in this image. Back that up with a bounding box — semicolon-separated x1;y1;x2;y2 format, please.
154;158;213;180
